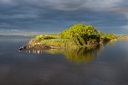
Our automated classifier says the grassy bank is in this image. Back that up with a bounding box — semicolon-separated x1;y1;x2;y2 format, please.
40;39;79;49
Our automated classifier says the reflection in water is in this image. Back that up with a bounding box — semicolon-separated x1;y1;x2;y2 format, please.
63;45;105;64
20;41;117;64
20;43;112;64
104;40;116;47
23;50;43;54
42;44;107;64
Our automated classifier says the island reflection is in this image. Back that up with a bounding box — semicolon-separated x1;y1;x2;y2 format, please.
63;45;104;64
21;41;116;64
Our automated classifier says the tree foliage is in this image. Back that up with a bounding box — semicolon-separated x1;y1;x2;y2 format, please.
101;33;116;40
61;24;102;45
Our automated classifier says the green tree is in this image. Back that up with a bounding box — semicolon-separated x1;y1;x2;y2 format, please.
61;24;102;45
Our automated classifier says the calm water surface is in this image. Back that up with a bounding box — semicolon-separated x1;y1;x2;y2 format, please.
0;36;128;85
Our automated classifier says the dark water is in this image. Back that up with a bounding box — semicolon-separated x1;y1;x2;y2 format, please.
0;36;128;85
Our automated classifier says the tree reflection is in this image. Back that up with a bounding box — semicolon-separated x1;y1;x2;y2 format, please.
42;44;105;64
103;40;116;47
22;41;116;64
63;45;104;64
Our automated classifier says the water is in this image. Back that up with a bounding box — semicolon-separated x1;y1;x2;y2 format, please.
0;36;128;85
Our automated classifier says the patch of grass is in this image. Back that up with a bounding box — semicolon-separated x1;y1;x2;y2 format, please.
34;35;61;41
40;39;80;49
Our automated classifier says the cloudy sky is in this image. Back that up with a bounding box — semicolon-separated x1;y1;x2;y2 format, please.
0;0;128;35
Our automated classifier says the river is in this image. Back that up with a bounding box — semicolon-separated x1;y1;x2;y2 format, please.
0;36;128;85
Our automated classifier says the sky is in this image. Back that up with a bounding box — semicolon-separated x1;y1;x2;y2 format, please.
0;0;128;35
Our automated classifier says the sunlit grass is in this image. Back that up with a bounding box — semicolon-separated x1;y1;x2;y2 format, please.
40;39;79;49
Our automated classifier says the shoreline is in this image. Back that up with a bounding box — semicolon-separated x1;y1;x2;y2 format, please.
19;39;118;50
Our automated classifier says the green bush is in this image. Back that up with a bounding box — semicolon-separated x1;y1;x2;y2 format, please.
101;33;116;40
35;35;54;41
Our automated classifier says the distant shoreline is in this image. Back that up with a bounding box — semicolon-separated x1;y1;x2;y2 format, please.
0;35;37;37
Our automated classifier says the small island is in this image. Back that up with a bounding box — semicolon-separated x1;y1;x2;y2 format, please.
19;24;128;50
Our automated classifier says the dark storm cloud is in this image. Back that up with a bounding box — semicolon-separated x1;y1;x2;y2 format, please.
0;0;128;34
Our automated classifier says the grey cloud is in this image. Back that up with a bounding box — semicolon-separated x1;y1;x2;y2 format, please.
0;0;128;34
